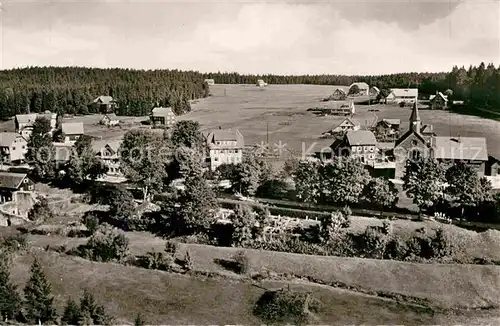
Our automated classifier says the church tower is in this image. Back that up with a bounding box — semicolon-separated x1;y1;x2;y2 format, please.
409;98;421;134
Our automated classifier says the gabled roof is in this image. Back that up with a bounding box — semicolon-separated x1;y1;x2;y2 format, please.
101;113;118;121
335;117;360;129
432;136;488;161
429;92;448;102
0;132;25;147
390;88;418;98
152;107;174;117
93;96;114;105
349;82;369;89
333;88;347;95
206;129;244;148
62;122;84;135
420;124;435;135
395;129;429;147
382;119;400;126
346;130;377;146
15;114;37;124
371;86;380;93
0;172;28;189
92;139;122;154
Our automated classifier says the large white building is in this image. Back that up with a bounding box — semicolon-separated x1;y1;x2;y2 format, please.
92;140;123;177
0;133;28;164
205;129;244;171
385;88;419;104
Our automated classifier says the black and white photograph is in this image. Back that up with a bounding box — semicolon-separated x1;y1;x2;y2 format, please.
0;0;500;324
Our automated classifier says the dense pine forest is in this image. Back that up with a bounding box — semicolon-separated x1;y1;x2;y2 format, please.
0;63;499;119
0;67;207;119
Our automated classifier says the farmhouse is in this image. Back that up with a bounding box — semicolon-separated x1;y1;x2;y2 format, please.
0;172;34;203
204;79;215;85
256;79;267;87
330;130;377;164
329;88;347;100
151;107;176;128
374;119;400;134
322;100;355;116
100;113;120;126
91;95;117;114
62;122;84;144
385;88;418;104
349;82;369;96
205;128;244;171
429;92;449;110
0;133;27;164
369;86;380;97
331;118;361;134
93;140;123;178
15;111;58;139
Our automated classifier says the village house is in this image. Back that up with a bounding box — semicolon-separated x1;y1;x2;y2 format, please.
205;128;244;171
373;119;401;141
322;100;355;116
93;140;123;178
487;156;500;177
91;96;118;114
99;113;120;126
204;79;215;85
151;107;176;128
369;86;380;97
329;88;347;100
349;82;369;96
0;172;34;203
429;91;449;110
0;133;28;164
385;88;418;104
331;118;361;134
256;79;268;87
62;122;84;144
330;130;378;164
15;111;58;140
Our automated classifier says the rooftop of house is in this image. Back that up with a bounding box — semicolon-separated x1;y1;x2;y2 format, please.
93;95;114;105
333;88;347;94
15;112;57;125
429;92;449;102
346;130;377;146
432;136;488;161
377;142;396;150
390;88;418;98
62;122;84;135
206;129;244;148
0;172;29;189
151;107;174;116
102;113;118;121
0;132;25;147
382;119;401;126
335;117;360;128
349;82;369;89
92;139;122;154
371;86;380;92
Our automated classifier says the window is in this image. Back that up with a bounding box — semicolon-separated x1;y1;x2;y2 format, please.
12;147;15;150
410;150;421;160
369;146;374;152
22;146;25;149
214;157;218;161
23;179;28;183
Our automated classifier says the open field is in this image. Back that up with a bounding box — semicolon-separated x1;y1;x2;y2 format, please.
182;84;500;159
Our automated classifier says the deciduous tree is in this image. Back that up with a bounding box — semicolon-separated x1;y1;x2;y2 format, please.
362;178;399;212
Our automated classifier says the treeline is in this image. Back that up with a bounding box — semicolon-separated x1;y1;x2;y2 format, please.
0;67;207;119
205;62;500;113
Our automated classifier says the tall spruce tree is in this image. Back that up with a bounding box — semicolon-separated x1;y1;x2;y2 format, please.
23;257;57;324
0;253;21;322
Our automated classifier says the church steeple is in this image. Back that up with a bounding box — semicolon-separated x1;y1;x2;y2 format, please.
410;98;421;133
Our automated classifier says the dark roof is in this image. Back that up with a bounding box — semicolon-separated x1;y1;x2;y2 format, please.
382;119;401;126
395;129;428;147
0;172;28;189
432;136;488;161
410;102;420;122
346;130;377;146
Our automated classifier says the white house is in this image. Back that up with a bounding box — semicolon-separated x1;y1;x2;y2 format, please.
256;79;268;87
204;79;215;85
349;82;370;96
93;140;123;178
205;128;244;171
62;122;84;144
0;133;28;164
385;88;418;104
331;118;361;134
100;113;120;126
14;111;57;140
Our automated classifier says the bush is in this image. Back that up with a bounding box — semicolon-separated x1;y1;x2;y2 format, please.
83;214;100;234
27;196;54;222
357;226;389;259
164;241;179;255
249;235;327;256
77;224;129;262
253;289;322;325
1;234;29;252
232;250;250;274
136;251;175;271
430;228;456;260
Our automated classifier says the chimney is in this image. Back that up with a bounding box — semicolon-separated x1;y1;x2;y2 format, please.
436;90;439;95
218;126;222;130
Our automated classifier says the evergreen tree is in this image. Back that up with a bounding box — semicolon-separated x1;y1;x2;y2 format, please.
61;298;80;325
0;253;21;322
23;257;57;324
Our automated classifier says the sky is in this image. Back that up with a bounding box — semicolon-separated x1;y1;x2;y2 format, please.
0;0;499;75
